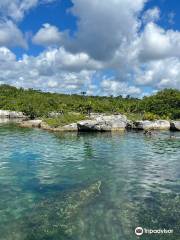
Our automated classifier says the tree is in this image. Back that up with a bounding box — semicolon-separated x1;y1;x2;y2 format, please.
81;91;86;96
22;104;39;120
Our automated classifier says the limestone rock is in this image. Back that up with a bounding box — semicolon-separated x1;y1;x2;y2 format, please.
77;114;127;132
57;123;78;131
20;120;42;128
133;120;170;130
170;121;180;131
0;110;26;118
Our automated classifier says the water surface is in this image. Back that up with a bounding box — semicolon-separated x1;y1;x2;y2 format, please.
0;124;180;240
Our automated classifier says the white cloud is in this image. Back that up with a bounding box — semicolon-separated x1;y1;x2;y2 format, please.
1;0;180;96
0;47;96;93
142;7;160;23
0;20;27;48
0;0;55;21
101;78;141;96
0;46;142;96
0;47;16;61
138;22;180;61
168;12;175;25
0;0;38;21
66;0;147;60
135;57;180;90
33;23;62;46
26;47;102;72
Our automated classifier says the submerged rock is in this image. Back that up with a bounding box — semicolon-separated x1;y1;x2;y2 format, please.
170;121;180;131
21;181;101;239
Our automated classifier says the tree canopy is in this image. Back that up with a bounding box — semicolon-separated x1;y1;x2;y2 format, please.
0;85;179;120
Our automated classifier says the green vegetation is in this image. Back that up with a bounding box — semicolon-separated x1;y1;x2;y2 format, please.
139;89;180;120
0;84;180;120
142;112;169;121
43;113;87;128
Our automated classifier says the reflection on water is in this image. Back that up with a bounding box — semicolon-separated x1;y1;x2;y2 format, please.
0;124;180;240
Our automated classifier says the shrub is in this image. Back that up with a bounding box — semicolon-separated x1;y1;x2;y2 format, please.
43;113;87;128
142;112;160;121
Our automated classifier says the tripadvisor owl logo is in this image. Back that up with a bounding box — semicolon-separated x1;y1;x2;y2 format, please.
135;227;144;236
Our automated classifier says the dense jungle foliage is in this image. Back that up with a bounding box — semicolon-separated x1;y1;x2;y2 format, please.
0;85;179;120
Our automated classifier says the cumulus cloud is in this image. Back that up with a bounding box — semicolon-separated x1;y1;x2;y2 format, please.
0;0;38;21
0;0;55;21
66;0;147;60
32;23;62;46
0;20;27;48
27;47;102;72
0;46;142;96
0;0;54;49
142;7;160;23
138;22;180;61
101;78;141;96
135;57;180;90
1;0;180;96
0;46;97;93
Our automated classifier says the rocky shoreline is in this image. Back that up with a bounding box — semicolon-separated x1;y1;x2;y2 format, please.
19;115;180;132
0;110;180;132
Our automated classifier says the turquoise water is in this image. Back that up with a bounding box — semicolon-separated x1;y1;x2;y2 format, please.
0;124;180;240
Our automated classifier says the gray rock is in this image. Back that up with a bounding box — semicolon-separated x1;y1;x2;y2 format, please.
77;115;127;132
58;123;78;131
170;121;180;131
90;113;127;123
20;120;42;128
126;120;134;129
0;118;22;124
153;120;170;130
77;120;102;131
132;120;151;130
41;122;78;132
41;122;53;131
133;120;170;130
0;110;26;118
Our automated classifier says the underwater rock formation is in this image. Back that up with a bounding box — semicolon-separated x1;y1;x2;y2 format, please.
20;181;101;239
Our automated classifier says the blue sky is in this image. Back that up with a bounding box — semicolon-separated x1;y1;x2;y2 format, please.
145;0;179;28
0;0;180;96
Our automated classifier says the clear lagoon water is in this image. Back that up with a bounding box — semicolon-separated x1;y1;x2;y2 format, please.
0;123;180;240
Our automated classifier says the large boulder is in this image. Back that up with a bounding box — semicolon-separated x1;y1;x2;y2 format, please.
20;120;42;128
133;120;152;130
77;114;127;132
153;120;170;130
170;121;180;131
77;120;111;131
133;120;170;130
0;110;26;118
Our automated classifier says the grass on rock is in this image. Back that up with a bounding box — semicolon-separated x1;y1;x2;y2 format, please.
43;113;87;128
